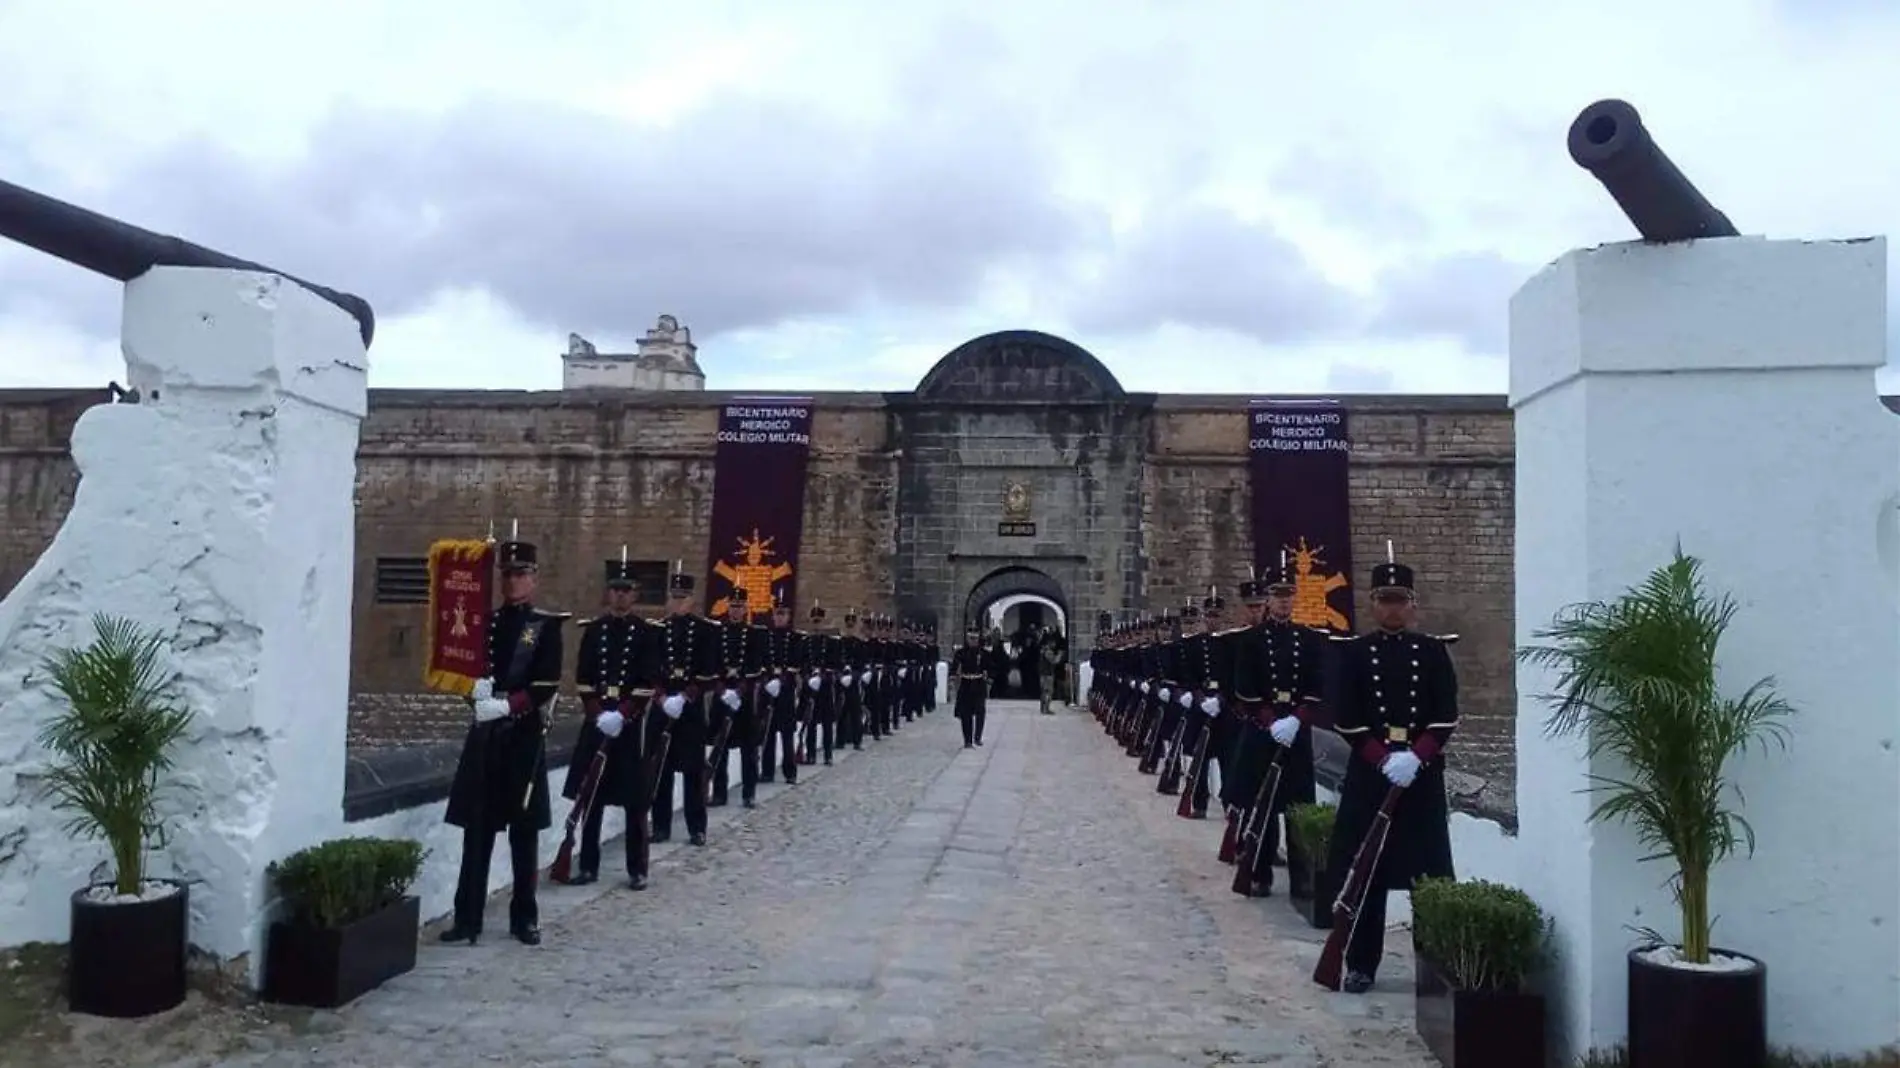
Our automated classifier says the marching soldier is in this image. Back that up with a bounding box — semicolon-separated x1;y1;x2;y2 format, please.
442;536;565;947
758;591;802;785
1087;611;1113;717
561;554;659;890
708;588;764;809
651;570;717;847
952;621;988;747
1323;554;1460;993
1227;563;1327;896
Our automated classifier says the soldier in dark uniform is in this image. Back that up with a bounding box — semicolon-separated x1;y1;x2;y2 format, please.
441;538;565;946
708;588;763;809
952;621;988;747
838;609;870;748
1228;564;1327;896
1140;610;1187;777
1175;593;1235;817
922;623;940;715
811;608;843;765
1323;557;1459;992
651;571;717;847
758;591;801;785
794;603;830;765
1087;611;1113;717
562;556;660;890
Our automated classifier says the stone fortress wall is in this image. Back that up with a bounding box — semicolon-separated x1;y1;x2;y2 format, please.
0;360;1519;820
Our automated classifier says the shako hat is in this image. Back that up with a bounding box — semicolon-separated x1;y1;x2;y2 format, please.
809;601;827;622
729;586;749;605
498;540;538;573
1371;562;1416;595
604;557;635;588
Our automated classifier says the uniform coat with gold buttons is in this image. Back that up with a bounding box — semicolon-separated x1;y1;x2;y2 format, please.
1326;628;1459;889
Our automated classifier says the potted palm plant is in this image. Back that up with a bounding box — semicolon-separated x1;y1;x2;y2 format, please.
1286;801;1336;928
35;613;195;1018
264;836;427;1008
1518;547;1792;1068
1410;877;1549;1067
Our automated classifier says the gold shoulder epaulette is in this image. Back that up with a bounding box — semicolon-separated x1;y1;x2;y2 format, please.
1326;631;1362;642
1214;625;1249;636
574;616;597;628
1431;632;1462;645
536;609;575;623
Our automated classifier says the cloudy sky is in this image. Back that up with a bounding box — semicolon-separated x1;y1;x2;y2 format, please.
2;0;1896;396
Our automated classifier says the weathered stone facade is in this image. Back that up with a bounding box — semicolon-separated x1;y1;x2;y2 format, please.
0;332;1520;810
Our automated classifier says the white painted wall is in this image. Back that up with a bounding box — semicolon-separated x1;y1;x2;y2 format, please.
1511;235;1900;1060
0;268;367;987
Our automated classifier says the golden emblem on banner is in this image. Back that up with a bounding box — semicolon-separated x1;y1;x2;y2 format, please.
1002;479;1032;520
712;528;793;616
1287;537;1350;631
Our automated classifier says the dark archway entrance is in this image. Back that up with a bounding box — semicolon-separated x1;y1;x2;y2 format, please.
964;565;1069;702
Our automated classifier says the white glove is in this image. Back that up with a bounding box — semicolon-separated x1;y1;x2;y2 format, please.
807;675;822;692
860;672;871;686
845;673;856;686
473;697;509;723
1270;715;1300;747
1382;749;1422;787
1178;691;1193;708
765;678;782;698
1140;682;1151;694
470;678;494;702
596;710;625;738
662;694;686;719
1201;696;1221;717
898;667;908;679
1158;687;1172;703
720;688;742;711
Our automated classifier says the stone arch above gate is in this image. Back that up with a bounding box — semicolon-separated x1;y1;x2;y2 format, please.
963;565;1068;629
913;330;1125;403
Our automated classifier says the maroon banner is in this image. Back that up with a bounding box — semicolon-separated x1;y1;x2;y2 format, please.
1247;399;1356;633
704;396;814;619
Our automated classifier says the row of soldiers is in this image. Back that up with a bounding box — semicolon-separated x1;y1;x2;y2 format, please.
440;541;943;947
1085;556;1458;995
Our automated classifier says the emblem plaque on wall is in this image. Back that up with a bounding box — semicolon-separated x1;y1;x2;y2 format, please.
999;478;1035;537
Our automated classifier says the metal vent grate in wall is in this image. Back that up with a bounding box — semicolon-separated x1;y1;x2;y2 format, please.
373;556;430;605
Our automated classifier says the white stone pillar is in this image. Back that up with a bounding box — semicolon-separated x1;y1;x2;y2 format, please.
0;267;367;987
1510;236;1899;1059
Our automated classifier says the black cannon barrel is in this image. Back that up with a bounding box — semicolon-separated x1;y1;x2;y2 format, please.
0;178;375;347
1567;99;1739;243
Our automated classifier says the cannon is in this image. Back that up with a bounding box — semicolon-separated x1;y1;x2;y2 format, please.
1567;99;1739;243
0;178;375;347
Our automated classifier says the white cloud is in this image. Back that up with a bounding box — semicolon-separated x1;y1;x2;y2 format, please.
2;0;1897;396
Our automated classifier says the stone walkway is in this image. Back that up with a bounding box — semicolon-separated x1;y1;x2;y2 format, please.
202;702;1436;1068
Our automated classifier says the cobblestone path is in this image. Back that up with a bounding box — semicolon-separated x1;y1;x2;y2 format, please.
203;702;1435;1067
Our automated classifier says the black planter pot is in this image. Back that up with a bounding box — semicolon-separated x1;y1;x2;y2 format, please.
1627;945;1766;1068
68;879;189;1018
1298;852;1336;929
1287;847;1313;899
1413;953;1546;1067
264;895;421;1009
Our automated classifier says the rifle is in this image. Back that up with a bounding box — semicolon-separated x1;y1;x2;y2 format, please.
1175;714;1213;818
1312;785;1406;991
703;684;738;806
550;711;613;884
793;676;817;764
1231;746;1288;894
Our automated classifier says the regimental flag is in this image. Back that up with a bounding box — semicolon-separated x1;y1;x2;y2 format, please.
424;538;495;695
703;396;815;619
1246;399;1356;634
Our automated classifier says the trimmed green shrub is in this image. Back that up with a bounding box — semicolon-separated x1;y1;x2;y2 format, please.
1286;801;1336;860
1412;876;1550;993
269;837;427;929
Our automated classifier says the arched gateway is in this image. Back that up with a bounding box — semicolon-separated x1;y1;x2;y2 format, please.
891;330;1149;657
